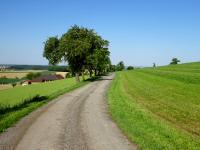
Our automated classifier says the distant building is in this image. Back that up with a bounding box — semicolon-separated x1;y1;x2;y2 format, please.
0;65;10;71
25;74;64;85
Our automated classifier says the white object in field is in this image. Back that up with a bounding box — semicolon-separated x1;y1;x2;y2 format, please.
22;83;28;86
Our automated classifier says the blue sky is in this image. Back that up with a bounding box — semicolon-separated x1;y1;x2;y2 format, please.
0;0;200;66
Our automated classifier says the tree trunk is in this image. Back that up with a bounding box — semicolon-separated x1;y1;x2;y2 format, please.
82;71;85;81
89;71;92;77
75;72;80;82
95;69;97;76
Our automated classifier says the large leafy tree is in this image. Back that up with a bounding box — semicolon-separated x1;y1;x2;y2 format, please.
95;48;110;75
43;25;111;82
58;25;97;82
86;39;110;76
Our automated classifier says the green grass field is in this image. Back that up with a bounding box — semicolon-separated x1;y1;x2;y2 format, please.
0;77;88;132
108;62;200;150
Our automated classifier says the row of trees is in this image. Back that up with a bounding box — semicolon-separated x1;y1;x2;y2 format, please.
43;25;111;82
110;61;134;71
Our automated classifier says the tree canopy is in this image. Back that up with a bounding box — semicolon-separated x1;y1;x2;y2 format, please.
116;61;125;71
127;66;134;70
43;25;111;82
43;37;60;65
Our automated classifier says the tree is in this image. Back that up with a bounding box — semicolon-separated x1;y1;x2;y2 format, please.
12;83;17;88
95;48;110;75
58;25;97;82
170;58;180;65
85;33;110;76
127;66;134;70
153;63;156;67
116;61;125;71
43;25;111;82
43;37;61;65
109;65;117;72
85;53;98;77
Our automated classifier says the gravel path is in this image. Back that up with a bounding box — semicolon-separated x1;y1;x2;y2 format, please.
0;74;137;150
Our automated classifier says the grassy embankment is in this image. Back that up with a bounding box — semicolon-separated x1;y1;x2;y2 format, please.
108;62;200;150
0;77;89;132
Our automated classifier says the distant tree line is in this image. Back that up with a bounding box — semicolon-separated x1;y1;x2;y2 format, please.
127;66;134;70
8;65;70;72
9;65;49;70
43;25;111;82
109;61;134;71
48;66;70;72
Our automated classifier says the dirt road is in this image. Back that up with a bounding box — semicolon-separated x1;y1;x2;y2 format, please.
0;74;136;150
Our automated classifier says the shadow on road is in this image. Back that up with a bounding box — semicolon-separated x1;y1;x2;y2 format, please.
86;76;113;82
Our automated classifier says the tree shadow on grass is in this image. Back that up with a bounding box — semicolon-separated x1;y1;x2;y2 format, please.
0;95;48;115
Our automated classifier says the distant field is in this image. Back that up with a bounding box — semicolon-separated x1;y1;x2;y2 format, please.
0;70;65;79
0;84;11;90
0;70;67;91
0;72;28;78
108;62;200;150
0;77;84;106
0;70;47;79
0;77;88;132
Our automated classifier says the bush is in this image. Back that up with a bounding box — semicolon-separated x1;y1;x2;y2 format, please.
12;83;17;87
127;66;134;70
26;72;41;80
65;72;72;78
116;61;125;71
84;70;90;75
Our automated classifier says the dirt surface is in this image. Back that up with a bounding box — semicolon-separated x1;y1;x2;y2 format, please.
0;72;27;78
0;74;137;150
0;84;11;91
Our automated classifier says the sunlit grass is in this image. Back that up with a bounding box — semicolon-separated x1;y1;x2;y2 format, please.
0;77;88;132
108;62;200;149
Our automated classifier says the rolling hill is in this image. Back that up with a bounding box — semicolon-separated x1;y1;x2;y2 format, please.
108;62;200;150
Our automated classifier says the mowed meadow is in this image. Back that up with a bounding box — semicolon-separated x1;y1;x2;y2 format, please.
108;62;200;150
0;77;88;132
